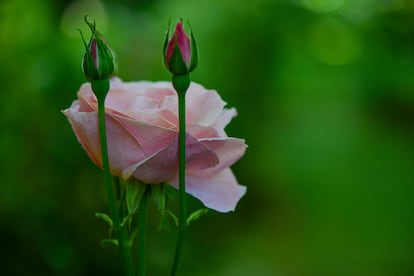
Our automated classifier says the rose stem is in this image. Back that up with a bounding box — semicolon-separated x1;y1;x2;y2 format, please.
171;74;190;276
137;185;149;275
93;79;135;276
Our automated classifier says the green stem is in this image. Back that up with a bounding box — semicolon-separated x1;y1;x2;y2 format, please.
94;79;135;276
137;186;149;276
171;74;190;276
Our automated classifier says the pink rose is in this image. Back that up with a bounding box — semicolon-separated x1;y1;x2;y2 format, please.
63;78;246;212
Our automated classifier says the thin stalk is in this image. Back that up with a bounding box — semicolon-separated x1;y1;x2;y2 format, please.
171;77;188;275
95;79;134;276
137;186;149;276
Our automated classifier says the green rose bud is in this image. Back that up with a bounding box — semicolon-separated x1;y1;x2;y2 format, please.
79;16;115;81
163;19;198;75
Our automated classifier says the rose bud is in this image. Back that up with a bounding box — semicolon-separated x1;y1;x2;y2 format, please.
80;16;115;81
163;20;198;75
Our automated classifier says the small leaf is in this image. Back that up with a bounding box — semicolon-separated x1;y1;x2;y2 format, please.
165;210;179;227
120;213;134;229
95;212;113;229
186;208;209;226
100;238;118;247
129;227;139;245
151;184;166;212
125;181;147;215
157;212;169;231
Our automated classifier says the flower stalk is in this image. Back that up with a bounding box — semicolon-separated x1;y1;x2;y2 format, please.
164;19;198;275
80;17;134;276
137;185;149;276
170;74;190;276
95;80;134;276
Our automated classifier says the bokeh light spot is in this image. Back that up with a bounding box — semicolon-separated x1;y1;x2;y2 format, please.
302;0;344;13
309;18;360;65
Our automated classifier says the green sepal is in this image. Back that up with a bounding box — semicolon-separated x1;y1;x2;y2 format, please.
100;238;119;247
186;208;209;226
188;23;198;72
125;181;147;215
79;28;99;80
163;18;171;66
95;36;115;78
95;212;113;230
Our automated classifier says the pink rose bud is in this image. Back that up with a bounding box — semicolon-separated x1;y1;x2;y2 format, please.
163;20;198;75
80;16;115;81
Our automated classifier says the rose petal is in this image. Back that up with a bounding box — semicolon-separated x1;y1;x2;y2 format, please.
113;114;177;156
77;83;96;112
172;168;246;212
124;137;178;183
186;83;227;126
115;109;176;129
63;102;146;176
212;108;237;135
159;83;230;127
187;124;219;139
123;134;219;182
186;134;219;170
63;101;101;166
117;80;174;100
188;137;246;177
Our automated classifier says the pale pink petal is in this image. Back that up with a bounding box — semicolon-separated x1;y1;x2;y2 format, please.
123;134;219;182
172;169;246;212
106;93;159;112
186;83;227;126
63;102;146;177
78;79;176;114
187;124;219;139
116;80;174;100
159;94;178;118
159;84;232;128
112;114;177;156
188;138;246;177
115;109;176;129
125;138;178;183
77;83;97;112
212;108;237;136
186;134;219;170
63;101;101;166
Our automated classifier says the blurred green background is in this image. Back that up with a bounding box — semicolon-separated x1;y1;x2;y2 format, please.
1;0;414;275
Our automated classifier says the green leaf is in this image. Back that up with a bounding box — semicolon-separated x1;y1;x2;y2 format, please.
120;213;134;229
100;238;118;247
165;210;179;227
125;181;147;215
95;212;113;229
186;208;209;226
